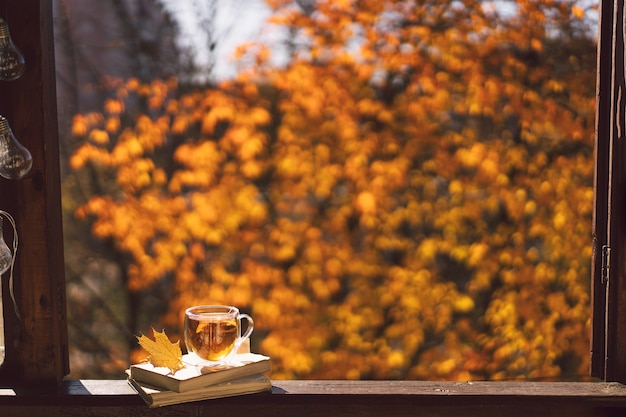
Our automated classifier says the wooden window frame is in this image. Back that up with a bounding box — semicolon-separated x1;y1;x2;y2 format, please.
1;0;626;415
2;380;626;417
592;0;626;382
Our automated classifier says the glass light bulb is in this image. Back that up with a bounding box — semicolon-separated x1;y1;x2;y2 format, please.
0;116;32;180
0;18;25;81
0;210;20;320
0;217;12;275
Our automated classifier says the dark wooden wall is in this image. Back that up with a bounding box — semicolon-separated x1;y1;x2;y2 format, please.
0;0;68;385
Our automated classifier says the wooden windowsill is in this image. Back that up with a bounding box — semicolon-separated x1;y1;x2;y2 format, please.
1;380;626;416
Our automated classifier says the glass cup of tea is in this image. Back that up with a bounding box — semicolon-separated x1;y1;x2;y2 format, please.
184;305;254;363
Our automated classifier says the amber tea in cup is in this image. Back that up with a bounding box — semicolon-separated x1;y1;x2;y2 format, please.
184;305;254;362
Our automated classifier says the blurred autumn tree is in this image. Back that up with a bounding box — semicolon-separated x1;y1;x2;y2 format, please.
68;0;597;380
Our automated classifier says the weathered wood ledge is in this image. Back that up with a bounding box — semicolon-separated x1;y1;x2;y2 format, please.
1;380;626;417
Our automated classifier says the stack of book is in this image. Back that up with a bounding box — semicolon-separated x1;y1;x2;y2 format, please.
127;351;272;407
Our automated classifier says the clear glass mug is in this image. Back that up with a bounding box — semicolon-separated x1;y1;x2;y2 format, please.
184;305;254;362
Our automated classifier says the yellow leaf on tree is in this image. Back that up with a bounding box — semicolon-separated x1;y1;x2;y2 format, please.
72;114;88;136
136;328;184;373
571;5;585;19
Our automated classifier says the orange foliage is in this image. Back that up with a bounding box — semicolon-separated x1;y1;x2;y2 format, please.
70;0;596;380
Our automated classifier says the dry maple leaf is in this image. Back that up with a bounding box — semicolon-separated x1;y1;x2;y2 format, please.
136;328;184;373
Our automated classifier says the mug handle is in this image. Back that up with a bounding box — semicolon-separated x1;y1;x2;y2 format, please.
234;313;254;353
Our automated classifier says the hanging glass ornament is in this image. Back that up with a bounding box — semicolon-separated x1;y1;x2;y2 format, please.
0;17;25;81
0;210;19;319
0;216;11;275
0;115;32;180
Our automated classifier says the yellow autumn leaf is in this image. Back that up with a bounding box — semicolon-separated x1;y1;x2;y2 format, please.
572;5;585;19
72;114;88;136
89;129;109;145
136;328;184;373
104;98;124;115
